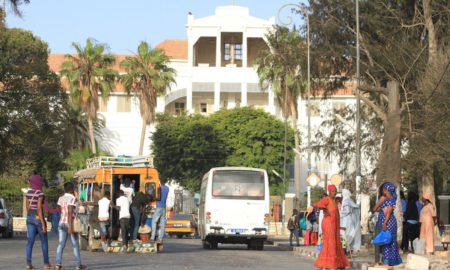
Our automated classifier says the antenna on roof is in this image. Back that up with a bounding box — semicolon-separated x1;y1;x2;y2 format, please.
232;0;235;6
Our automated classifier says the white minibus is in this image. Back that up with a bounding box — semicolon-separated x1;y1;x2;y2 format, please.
198;167;270;250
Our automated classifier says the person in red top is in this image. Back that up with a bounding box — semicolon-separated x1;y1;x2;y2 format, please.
313;185;350;270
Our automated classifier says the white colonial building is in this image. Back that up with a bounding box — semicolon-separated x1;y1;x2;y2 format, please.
49;5;370;195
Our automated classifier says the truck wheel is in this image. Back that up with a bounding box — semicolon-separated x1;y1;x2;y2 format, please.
8;225;13;238
2;230;7;238
79;234;88;251
211;241;218;249
202;240;211;249
177;234;183;239
257;242;264;250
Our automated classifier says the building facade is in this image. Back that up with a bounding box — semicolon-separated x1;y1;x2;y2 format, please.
48;5;370;195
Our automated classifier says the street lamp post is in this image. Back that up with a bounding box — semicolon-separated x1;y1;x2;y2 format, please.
277;2;311;203
272;170;285;235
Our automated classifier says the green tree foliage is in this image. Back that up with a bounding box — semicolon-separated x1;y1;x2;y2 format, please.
152;108;295;194
120;41;176;155
61;39;118;155
0;28;68;178
152;113;226;192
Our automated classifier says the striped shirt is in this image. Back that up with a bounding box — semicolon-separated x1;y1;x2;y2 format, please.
57;193;77;224
26;189;44;216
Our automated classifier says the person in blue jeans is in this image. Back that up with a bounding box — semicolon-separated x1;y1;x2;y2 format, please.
25;173;54;269
151;178;169;241
55;182;86;270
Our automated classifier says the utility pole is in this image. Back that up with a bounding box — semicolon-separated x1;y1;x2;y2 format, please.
355;0;362;206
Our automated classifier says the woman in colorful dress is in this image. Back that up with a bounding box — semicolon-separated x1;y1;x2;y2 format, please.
420;191;437;254
373;182;402;266
313;185;350;270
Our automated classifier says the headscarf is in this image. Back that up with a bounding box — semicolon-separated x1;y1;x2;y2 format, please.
342;189;351;200
383;182;397;200
423;191;432;201
30;174;48;213
328;185;336;192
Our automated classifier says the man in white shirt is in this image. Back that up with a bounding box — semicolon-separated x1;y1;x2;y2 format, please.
98;190;111;252
113;190;131;251
120;178;134;204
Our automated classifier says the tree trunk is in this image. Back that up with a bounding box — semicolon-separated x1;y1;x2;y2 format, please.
289;98;301;208
139;118;147;156
88;116;96;155
421;165;436;206
374;81;402;240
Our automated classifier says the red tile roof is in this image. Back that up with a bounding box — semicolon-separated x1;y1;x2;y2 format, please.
155;39;188;60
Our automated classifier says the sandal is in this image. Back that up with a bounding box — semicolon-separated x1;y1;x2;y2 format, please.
75;265;87;270
26;265;35;269
44;265;54;269
53;265;64;270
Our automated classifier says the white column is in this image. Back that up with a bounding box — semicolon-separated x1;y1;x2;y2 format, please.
216;29;221;68
214;81;220;111
188;38;194;67
242;30;247;68
187;81;193;114
156;95;165;113
268;88;275;115
241;82;247;107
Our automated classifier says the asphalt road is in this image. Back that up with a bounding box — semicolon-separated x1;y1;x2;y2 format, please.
0;235;316;270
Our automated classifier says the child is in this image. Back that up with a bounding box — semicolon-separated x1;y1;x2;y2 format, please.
49;203;60;235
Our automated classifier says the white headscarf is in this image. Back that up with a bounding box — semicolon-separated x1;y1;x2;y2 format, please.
342;189;351;200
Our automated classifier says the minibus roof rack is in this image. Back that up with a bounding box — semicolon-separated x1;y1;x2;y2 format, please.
86;155;154;169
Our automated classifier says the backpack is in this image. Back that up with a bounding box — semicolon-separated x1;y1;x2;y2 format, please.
287;215;297;230
300;217;307;230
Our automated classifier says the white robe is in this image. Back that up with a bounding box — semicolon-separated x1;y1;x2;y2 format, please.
340;191;361;251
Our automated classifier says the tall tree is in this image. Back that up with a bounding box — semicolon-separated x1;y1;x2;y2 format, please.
255;26;306;207
0;28;67;177
302;0;449;236
120;41;176;155
61;39;117;155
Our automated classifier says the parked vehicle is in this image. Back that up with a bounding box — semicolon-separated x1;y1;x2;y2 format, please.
198;167;270;250
0;198;13;238
166;214;197;238
74;156;160;251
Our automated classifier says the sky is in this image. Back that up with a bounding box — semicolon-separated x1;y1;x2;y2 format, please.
5;0;305;55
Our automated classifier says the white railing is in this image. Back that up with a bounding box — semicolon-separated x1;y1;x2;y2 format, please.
86;156;154;169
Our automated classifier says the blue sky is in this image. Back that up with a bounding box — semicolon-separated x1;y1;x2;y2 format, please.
5;0;305;54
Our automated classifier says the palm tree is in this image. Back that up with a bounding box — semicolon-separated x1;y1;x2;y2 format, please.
61;38;118;155
255;27;307;205
120;41;176;156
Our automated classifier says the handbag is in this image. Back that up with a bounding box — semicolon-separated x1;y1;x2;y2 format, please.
72;215;83;233
372;230;392;246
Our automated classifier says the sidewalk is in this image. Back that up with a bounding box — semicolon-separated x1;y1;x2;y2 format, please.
266;236;450;270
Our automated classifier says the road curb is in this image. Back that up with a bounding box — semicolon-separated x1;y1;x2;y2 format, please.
268;240;372;270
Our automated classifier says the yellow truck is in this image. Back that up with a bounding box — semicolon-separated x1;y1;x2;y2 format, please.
73;156;161;252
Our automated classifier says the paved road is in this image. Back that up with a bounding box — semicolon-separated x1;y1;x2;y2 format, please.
0;235;315;270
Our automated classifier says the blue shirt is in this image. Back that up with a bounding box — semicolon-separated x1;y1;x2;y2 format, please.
401;199;406;222
156;185;169;208
416;201;423;219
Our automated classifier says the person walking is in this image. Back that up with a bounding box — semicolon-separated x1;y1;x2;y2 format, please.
400;191;408;251
151;178;169;242
420;191;437;254
113;190;131;252
49;203;61;236
98;190;111;252
25;173;54;269
313;185;350;270
373;182;402;267
405;192;420;252
130;191;151;240
340;189;361;252
55;182;86;270
288;209;300;246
